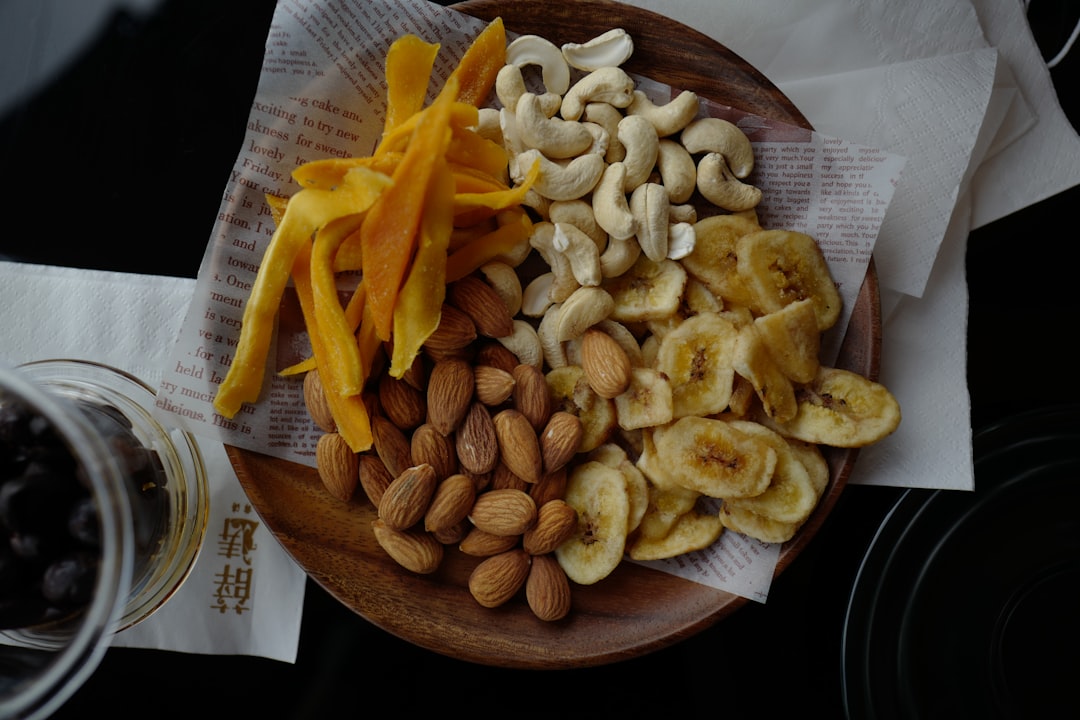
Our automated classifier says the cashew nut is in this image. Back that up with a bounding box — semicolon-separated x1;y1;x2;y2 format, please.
505;34;571;96
561;28;634;71
669;203;697;224
516;92;595;158
555;286;616;341
497;318;545;369
553;222;602;286
560;66;636;121
537;92;564;117
529;221;580;301
656;138;697;204
696;152;762;211
548;199;607;250
599;233;642;278
680;117;755;178
495;63;528;110
499;107;527;178
521;271;556;317
626;89;701;137
492;209;535;267
476;107;503;144
516;148;605;201
629;182;670;262
666;222;697;260
479;260;523;317
521;187;551;219
537;303;569;368
584;102;626;163
591;161;636;240
617;114;660;191
580;121;610;157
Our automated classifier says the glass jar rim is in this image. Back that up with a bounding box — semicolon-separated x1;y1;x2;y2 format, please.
14;359;210;631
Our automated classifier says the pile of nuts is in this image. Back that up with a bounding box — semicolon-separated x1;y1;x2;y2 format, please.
299;27;789;621
300;25;901;622
307;271;601;622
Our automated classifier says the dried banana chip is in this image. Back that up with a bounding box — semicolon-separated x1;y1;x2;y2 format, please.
651;416;776;498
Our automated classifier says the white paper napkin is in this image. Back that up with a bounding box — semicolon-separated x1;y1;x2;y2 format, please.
0;261;306;663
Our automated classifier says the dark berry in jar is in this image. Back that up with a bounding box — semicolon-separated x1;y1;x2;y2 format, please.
67;495;101;546
41;551;99;608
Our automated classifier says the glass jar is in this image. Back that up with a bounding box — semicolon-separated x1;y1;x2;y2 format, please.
0;359;209;719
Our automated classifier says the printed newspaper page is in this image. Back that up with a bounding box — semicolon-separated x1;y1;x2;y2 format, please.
154;0;904;602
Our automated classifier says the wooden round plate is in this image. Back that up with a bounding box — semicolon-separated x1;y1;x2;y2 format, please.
227;0;881;669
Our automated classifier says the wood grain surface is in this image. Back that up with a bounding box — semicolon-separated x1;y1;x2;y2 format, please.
227;0;881;669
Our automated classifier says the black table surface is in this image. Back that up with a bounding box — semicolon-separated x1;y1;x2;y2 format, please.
2;1;1078;717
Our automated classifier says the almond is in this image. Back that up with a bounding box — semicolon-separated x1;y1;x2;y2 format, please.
378;375;427;431
371;414;413;479
358;453;394;508
448;274;515;339
490;460;528;492
458;526;520;557
511;364;552;432
455;401;499;475
581;327;632;399
372;519;443;574
539;411;584;474
461;467;493;494
378;464;438;530
529;467;568;507
468;487;537;536
473;365;516;406
522;499;578;555
432;519;469;545
426;358;475;436
303;369;336;433
424;473;476;533
475;341;521;374
423;303;477;353
525;553;572;621
315;432;358;502
468;548;531;608
493;408;543;485
399;351;427;391
410;423;457;480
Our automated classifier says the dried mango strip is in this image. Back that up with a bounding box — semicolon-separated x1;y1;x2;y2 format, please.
389;155;455;377
291;243;373;452
355;293;383;383
448;219;498;253
445;208;533;283
331;225;366;273
215;19;515;425
446;127;509;181
310;179;385;398
374;101;478;157
214;175;390;418
383;34;440;134
452;164;511;194
443;16;505;107
359;74;460;342
452;155;540;228
276;279;367;379
291;154;401;190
